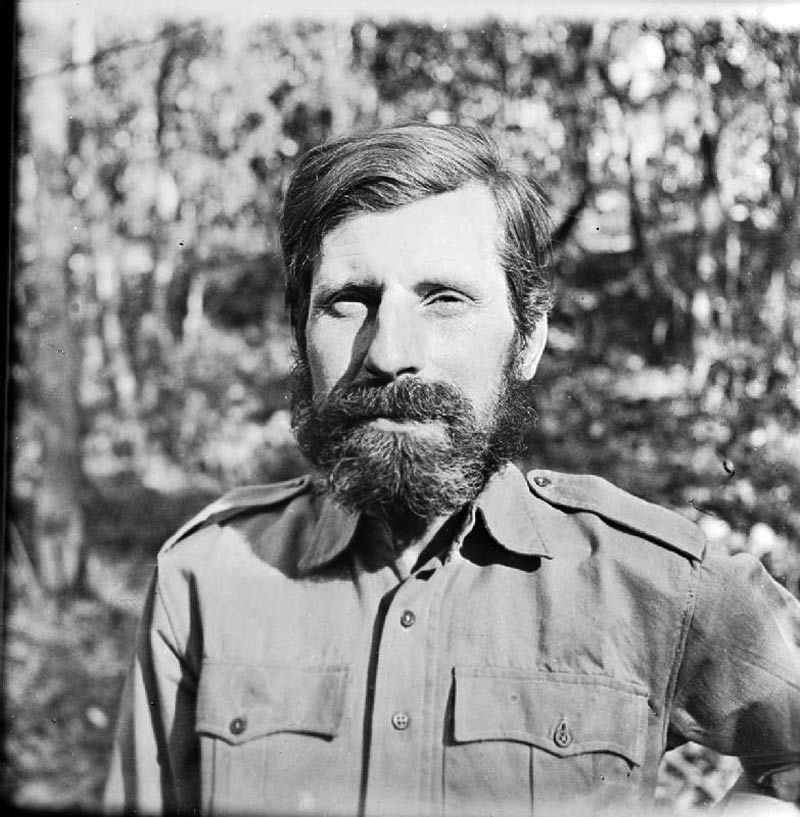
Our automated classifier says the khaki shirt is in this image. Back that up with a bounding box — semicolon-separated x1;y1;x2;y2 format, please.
105;465;800;816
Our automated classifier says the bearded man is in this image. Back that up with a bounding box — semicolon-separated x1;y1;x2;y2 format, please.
106;124;800;817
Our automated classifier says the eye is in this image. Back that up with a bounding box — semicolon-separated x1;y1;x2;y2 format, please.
326;289;373;318
424;288;470;316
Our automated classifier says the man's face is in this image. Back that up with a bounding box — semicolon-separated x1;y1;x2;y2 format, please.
292;184;545;519
308;184;518;424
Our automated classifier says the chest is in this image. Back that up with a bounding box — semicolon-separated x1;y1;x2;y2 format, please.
190;551;689;816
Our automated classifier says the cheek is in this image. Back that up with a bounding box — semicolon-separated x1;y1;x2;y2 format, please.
442;328;517;415
470;319;517;371
305;321;353;394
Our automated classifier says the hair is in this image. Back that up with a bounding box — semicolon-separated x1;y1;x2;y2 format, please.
280;122;553;352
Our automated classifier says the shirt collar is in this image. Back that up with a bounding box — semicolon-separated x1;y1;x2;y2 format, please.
472;463;551;559
297;462;551;572
296;493;361;573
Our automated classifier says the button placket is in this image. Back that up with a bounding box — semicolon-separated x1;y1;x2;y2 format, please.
364;569;437;812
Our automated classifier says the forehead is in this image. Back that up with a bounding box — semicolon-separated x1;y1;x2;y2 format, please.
317;184;502;280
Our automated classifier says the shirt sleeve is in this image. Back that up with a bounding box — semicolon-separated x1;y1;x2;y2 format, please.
103;569;200;814
669;550;800;789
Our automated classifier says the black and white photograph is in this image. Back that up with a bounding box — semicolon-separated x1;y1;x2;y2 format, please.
5;1;800;814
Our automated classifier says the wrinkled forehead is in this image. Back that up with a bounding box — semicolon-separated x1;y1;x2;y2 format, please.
317;184;503;276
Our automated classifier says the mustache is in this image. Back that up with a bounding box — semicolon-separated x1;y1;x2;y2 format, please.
310;378;475;427
289;358;536;519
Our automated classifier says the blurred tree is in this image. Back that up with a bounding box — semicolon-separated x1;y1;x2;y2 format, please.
16;15;89;590
9;13;800;811
11;11;800;589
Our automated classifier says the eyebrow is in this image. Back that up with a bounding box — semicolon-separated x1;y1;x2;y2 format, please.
310;276;488;308
310;279;381;303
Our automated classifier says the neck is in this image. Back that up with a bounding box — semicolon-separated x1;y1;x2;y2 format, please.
367;506;468;571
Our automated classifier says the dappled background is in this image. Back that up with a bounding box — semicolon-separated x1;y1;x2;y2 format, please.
6;2;800;812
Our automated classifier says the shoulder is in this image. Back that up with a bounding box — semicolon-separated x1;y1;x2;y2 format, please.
146;476;315;654
158;475;313;557
526;468;706;561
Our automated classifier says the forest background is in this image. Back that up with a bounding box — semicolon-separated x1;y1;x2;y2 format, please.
5;0;800;812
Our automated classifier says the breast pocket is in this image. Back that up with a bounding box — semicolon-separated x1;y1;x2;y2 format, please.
195;660;351;816
445;667;649;817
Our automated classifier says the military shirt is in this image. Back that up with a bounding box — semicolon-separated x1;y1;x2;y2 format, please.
104;464;800;816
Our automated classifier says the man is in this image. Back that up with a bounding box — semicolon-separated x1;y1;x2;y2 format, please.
105;123;800;816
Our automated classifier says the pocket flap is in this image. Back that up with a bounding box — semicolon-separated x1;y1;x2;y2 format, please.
196;661;349;745
453;667;648;766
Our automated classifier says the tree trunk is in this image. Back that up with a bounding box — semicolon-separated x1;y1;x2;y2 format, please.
20;5;98;590
689;120;723;395
25;148;86;590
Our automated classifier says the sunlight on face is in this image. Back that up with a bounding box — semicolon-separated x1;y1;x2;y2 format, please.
305;184;520;430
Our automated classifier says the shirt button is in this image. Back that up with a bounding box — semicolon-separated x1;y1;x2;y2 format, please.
391;712;410;730
553;718;572;748
533;475;551;488
229;716;247;736
400;610;416;628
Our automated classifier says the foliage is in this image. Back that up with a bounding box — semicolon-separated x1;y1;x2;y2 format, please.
8;9;800;813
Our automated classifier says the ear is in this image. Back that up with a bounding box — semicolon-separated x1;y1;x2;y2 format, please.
518;315;548;381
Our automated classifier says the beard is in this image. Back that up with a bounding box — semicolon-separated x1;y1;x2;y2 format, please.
290;355;536;522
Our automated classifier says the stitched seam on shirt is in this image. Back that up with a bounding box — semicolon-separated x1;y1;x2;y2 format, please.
542;482;704;557
521;495;549;556
156;528;223;673
200;659;350;671
663;558;701;748
580;500;701;554
718;640;800;690
154;570;188;666
455;666;648;696
421;551;455;814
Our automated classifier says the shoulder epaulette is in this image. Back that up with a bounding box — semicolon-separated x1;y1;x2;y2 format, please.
526;469;706;560
159;475;312;555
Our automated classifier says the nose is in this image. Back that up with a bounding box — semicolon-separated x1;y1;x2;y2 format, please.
361;296;423;382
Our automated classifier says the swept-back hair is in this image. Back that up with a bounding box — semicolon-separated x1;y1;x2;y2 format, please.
280;122;553;351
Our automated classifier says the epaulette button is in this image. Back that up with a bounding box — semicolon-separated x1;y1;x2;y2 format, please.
533;476;551;488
